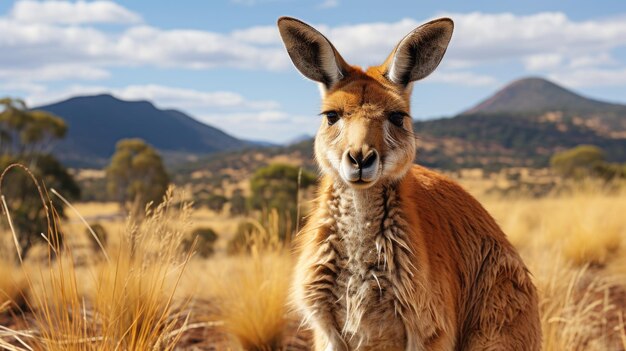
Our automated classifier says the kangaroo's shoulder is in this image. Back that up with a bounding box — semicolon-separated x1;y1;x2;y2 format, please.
399;164;486;215
398;164;509;245
402;164;472;199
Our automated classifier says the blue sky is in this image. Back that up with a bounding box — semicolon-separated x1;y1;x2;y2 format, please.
1;0;625;143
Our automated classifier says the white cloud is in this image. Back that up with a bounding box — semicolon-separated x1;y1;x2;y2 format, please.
569;53;617;69
523;54;563;71
0;81;47;97
428;71;498;87
549;67;626;87
0;18;288;79
113;85;280;110
198;111;318;143
2;6;626;89
21;84;280;111
320;12;626;70
226;12;626;83
319;0;339;9
113;25;287;70
231;26;281;45
10;0;142;25
0;65;109;81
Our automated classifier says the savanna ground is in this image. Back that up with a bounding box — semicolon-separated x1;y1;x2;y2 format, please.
1;168;626;350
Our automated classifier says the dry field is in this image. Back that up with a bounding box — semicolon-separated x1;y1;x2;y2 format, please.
1;175;625;350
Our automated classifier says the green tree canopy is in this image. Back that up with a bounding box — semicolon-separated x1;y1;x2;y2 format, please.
551;145;606;179
0;98;67;156
1;154;80;259
551;145;626;180
106;139;169;216
248;164;316;239
0;97;78;260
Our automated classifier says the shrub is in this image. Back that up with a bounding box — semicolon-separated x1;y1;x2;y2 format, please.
248;164;315;240
87;223;108;252
183;227;218;258
227;222;256;255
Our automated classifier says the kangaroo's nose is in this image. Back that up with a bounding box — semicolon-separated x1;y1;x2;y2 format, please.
340;148;380;183
347;150;377;170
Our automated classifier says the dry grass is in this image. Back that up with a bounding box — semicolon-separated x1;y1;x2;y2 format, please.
533;254;626;350
203;251;293;350
480;183;626;350
185;210;295;350
483;185;626;268
83;195;194;351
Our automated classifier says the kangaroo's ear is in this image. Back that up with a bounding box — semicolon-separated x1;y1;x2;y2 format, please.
382;18;454;87
277;17;350;89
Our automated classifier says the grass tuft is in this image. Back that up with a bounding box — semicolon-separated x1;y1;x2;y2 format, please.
209;210;294;350
1;186;194;351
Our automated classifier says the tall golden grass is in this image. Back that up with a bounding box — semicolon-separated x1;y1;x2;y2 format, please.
212;212;293;351
181;210;296;350
481;184;626;350
484;184;626;267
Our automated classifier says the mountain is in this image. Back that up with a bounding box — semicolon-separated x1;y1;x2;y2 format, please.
246;139;279;147
37;94;249;167
460;77;626;138
414;77;626;169
463;77;626;115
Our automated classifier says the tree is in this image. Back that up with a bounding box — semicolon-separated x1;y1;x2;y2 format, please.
0;98;78;260
248;164;316;239
551;145;605;179
0;98;67;156
551;145;626;180
106;139;169;216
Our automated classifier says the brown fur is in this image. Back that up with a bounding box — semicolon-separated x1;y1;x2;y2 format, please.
279;16;541;351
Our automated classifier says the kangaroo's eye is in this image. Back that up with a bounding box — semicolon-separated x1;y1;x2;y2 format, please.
389;111;407;127
324;111;340;125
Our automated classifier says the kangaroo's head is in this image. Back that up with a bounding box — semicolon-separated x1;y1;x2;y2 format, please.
277;17;453;189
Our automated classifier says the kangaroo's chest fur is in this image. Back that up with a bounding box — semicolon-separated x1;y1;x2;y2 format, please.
331;185;405;349
304;183;437;350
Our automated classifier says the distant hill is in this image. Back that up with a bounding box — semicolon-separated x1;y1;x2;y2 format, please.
463;77;626;116
37;94;250;167
415;77;626;169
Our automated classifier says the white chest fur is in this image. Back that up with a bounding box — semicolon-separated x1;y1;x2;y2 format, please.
302;183;428;350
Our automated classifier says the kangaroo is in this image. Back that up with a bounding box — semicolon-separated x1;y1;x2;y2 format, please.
277;17;541;351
